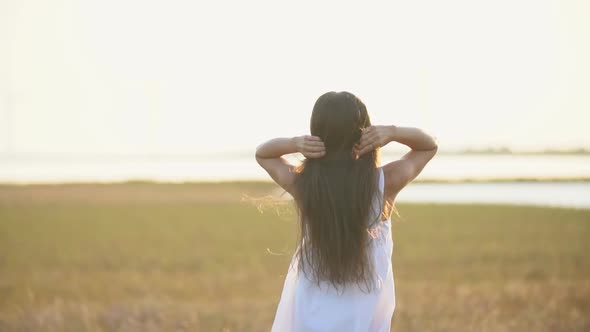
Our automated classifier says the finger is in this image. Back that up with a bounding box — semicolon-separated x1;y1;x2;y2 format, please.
305;145;325;153
359;141;376;155
306;151;325;158
306;136;323;142
358;145;373;156
360;131;377;143
358;138;375;151
306;146;324;153
356;142;365;152
305;141;325;147
358;136;372;147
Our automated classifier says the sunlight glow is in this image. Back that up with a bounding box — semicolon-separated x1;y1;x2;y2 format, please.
1;0;589;155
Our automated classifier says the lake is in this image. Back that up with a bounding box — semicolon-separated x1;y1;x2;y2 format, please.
396;181;590;209
1;153;589;208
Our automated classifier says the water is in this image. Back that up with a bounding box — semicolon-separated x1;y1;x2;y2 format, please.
396;181;590;209
1;153;589;208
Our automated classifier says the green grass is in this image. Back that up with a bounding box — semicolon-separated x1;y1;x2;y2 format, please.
0;182;589;331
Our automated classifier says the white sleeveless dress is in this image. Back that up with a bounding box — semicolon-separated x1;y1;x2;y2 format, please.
271;167;396;332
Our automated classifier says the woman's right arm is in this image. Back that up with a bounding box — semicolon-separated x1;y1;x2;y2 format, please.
357;125;438;200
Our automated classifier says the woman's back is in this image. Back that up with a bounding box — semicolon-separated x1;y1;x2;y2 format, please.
271;167;395;332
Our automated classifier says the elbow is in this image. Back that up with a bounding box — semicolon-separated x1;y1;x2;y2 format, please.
255;155;264;167
430;144;439;156
431;136;439;151
254;149;262;164
254;146;266;165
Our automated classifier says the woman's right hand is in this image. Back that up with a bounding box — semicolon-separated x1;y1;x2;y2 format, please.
293;135;326;158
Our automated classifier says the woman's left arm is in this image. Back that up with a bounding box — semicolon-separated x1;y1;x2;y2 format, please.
255;136;325;193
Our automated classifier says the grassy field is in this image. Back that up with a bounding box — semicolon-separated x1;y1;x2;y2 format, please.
0;182;589;332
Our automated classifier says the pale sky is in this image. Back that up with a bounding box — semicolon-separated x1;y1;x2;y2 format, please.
1;0;589;155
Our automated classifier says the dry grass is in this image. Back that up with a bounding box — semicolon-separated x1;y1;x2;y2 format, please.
0;182;589;331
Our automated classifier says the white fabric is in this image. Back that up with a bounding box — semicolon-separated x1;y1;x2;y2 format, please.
271;167;395;332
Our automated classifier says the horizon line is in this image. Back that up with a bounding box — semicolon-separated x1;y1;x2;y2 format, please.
0;147;589;159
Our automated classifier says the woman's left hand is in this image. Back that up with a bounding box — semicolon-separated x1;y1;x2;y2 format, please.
293;135;326;158
356;126;394;156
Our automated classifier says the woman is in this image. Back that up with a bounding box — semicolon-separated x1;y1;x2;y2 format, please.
255;91;438;332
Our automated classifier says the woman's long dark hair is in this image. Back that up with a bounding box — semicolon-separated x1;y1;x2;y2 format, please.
293;91;381;292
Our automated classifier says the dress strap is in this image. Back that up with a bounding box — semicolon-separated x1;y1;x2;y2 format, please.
378;167;385;194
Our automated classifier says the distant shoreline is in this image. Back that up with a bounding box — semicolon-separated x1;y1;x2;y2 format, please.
0;148;589;161
1;177;590;186
433;148;590;155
